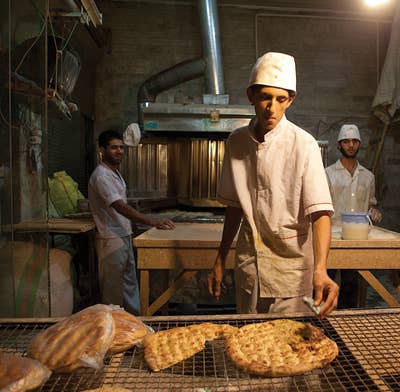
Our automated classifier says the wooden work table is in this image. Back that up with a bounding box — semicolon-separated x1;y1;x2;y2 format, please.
9;218;95;233
133;223;400;316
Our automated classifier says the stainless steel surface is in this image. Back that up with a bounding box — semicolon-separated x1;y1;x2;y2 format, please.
141;102;254;133
168;211;224;223
121;140;169;198
1;309;399;391
198;0;225;95
142;102;254;116
121;137;226;206
182;138;225;205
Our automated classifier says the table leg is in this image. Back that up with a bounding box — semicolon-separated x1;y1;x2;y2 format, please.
358;277;367;308
140;270;150;316
87;230;99;303
160;270;169;315
147;270;197;316
358;270;400;307
391;271;400;301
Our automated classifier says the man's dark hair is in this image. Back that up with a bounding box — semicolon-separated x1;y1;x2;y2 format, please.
249;84;296;98
98;130;123;148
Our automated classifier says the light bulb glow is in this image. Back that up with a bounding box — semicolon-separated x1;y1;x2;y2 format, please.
365;0;390;6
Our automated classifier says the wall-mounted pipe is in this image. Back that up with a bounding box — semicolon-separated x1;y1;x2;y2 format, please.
198;0;225;95
137;58;206;123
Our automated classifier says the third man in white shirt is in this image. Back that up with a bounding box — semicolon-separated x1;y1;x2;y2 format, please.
325;124;382;308
326;124;382;225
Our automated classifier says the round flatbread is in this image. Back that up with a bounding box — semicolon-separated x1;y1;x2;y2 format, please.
82;388;132;392
225;319;338;377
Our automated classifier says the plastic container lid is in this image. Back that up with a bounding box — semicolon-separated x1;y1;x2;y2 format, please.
341;212;369;224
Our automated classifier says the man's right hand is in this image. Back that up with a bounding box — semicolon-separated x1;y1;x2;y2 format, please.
208;257;224;300
153;219;175;230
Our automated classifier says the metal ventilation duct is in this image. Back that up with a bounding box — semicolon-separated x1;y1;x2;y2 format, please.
137;58;206;125
138;0;254;134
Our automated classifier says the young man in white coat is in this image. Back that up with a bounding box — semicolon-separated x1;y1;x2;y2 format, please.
89;130;175;315
208;52;339;318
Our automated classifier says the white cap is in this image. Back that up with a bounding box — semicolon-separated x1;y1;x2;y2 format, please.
337;124;361;142
123;123;141;147
248;52;296;92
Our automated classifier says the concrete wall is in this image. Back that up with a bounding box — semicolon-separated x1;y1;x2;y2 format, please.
94;0;400;230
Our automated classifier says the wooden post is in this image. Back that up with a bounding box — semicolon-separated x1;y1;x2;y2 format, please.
372;122;390;175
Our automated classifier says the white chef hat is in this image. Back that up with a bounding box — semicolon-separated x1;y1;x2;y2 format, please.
248;52;296;92
123;123;141;146
337;124;361;142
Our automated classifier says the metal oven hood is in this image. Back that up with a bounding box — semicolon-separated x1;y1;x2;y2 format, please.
141;102;254;134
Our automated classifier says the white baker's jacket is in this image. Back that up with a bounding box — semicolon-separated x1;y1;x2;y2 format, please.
88;163;132;239
325;159;377;225
217;116;333;298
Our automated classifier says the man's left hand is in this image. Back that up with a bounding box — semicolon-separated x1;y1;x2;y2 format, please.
313;270;339;319
369;207;382;223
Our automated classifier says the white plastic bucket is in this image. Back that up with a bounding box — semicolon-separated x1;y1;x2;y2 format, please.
341;212;371;240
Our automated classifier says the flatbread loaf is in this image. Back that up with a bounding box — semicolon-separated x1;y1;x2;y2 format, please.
144;322;237;372
82;388;132;392
107;306;148;355
196;322;237;340
226;319;338;377
27;304;115;373
0;351;51;392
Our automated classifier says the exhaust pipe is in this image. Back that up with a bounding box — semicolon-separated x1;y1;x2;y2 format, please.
198;0;225;95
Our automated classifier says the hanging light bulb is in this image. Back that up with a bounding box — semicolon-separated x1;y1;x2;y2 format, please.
365;0;390;6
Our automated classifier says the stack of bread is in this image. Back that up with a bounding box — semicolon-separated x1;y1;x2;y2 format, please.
0;351;51;392
0;304;149;392
27;304;149;373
